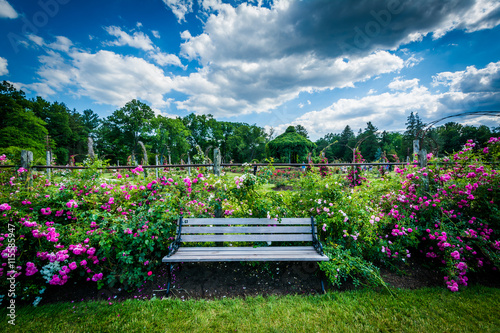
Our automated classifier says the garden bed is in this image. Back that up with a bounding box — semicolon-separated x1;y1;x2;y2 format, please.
38;259;499;306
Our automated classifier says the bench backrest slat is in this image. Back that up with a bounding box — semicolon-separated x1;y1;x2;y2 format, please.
181;234;313;242
181;226;312;234
183;218;310;225
178;218;317;244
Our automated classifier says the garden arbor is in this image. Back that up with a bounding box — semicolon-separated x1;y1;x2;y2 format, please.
267;126;316;163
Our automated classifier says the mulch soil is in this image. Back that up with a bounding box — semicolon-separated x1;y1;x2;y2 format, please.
39;259;500;306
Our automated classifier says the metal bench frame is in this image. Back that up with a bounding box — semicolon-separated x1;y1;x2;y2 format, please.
162;217;329;296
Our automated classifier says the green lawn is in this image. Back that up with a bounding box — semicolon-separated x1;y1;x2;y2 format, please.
2;286;499;332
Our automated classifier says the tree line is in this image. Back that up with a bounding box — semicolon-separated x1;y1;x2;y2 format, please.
1;81;498;165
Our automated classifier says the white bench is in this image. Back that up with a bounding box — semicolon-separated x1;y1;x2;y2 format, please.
162;217;329;295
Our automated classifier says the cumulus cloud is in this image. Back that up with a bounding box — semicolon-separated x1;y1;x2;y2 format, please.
388;77;420;91
152;30;161;38
172;0;500;117
283;86;438;139
0;0;17;19
182;0;500;63
274;61;500;140
47;36;73;52
162;0;193;23
174;51;404;116
0;57;8;76
433;61;500;93
149;51;185;68
105;26;154;51
24;36;174;110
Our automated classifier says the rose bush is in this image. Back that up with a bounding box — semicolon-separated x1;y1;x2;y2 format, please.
0;137;498;306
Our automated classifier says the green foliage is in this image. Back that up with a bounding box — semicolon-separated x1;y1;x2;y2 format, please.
267;126;316;163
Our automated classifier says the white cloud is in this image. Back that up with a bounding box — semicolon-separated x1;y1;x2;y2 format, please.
105;26;154;51
433;61;500;93
284;86;439;140
162;0;193;23
173;51;404;116
171;0;500;118
432;0;500;38
24;36;174;110
47;36;73;52
152;30;161;39
149;51;185;68
388;78;420;91
0;0;17;19
274;61;500;140
70;50;174;108
0;57;8;76
28;34;45;47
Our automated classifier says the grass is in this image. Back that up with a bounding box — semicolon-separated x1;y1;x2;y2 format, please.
2;286;499;332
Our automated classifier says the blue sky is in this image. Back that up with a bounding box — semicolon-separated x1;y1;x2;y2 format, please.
1;0;499;140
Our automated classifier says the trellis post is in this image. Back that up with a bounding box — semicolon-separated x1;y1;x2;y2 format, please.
46;150;51;180
214;148;221;176
155;154;159;179
21;150;33;186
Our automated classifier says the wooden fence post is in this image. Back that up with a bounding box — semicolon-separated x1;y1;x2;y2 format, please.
214;148;221;176
413;140;420;158
155;154;159;179
187;154;191;176
46;150;51;180
21;150;33;185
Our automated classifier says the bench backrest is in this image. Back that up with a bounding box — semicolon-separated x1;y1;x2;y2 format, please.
179;217;317;243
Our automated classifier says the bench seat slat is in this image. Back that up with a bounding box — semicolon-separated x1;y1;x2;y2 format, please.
163;247;329;262
181;234;312;242
182;218;310;225
181;226;312;234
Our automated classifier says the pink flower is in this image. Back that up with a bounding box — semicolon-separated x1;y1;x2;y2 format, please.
26;262;38;276
450;250;460;260
87;247;96;256
147;271;152;276
0;203;11;211
91;273;103;281
66;200;78;209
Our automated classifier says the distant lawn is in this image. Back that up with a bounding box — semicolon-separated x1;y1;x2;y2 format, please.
3;286;499;332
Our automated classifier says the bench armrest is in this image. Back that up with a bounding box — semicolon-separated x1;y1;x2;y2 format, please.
166;217;183;257
311;217;324;256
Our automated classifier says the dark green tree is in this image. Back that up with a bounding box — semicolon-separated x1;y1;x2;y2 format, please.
150;115;190;164
359;122;379;162
0;82;47;161
339;125;356;161
403;112;424;158
97;99;154;164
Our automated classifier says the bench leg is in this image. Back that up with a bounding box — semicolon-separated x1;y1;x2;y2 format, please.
166;264;173;297
319;266;326;294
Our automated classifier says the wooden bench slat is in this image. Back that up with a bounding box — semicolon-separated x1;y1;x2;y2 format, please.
163;246;329;262
181;226;312;234
177;246;315;253
181;234;313;242
176;248;322;256
182;218;311;225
